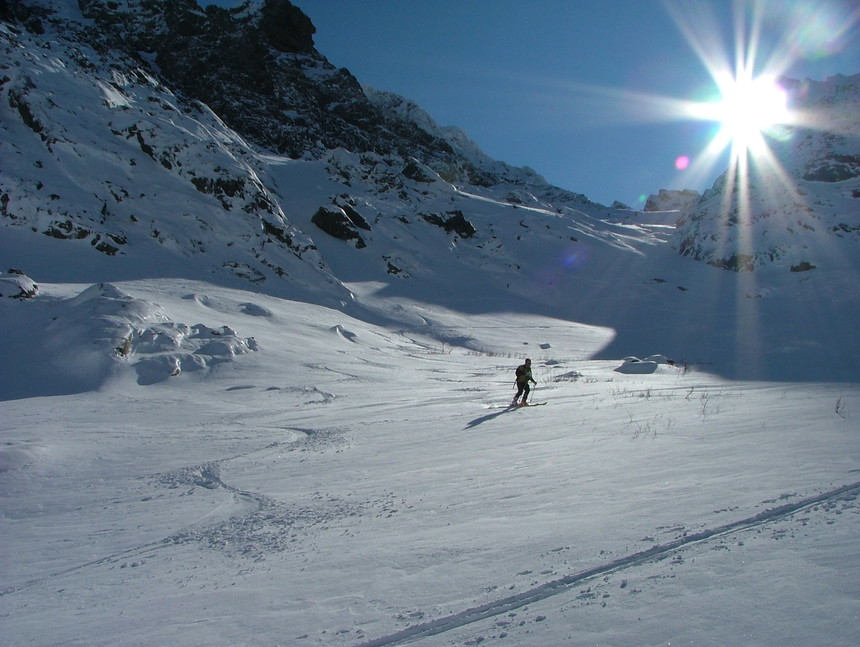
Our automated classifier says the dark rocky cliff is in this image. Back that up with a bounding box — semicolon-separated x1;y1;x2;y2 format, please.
76;0;461;166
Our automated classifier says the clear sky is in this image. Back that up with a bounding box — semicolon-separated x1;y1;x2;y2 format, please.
204;1;860;207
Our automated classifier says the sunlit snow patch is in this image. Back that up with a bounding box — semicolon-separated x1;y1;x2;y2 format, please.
614;354;673;374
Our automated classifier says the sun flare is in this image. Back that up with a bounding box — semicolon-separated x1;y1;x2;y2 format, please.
556;0;856;210
709;73;789;157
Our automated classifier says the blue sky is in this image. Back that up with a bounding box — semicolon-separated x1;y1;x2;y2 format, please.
204;1;860;207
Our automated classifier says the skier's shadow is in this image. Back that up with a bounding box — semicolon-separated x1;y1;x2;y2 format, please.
465;406;518;429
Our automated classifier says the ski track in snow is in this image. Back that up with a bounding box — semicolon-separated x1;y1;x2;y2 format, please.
0;534;166;597
0;430;372;596
352;480;860;647
150;426;394;562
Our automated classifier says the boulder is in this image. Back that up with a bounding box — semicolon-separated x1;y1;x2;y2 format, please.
311;205;367;248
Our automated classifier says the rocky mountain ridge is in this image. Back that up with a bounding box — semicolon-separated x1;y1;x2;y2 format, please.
0;0;622;303
3;0;858;285
77;0;583;198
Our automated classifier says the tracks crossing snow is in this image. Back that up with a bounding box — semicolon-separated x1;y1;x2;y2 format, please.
353;480;860;647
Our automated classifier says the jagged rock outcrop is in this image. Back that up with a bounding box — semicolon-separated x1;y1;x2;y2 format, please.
69;0;598;200
644;189;701;213
421;211;477;238
802;153;860;182
72;0;474;177
312;205;368;249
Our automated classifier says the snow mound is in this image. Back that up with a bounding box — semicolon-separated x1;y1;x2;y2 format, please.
643;354;671;364
239;302;273;317
330;324;358;342
0;270;38;299
614;355;673;374
130;322;260;385
56;283;260;387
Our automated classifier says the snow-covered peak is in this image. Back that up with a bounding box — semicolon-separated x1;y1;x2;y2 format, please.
644;189;701;214
363;86;489;162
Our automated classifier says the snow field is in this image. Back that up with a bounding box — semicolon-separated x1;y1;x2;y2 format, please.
1;279;858;646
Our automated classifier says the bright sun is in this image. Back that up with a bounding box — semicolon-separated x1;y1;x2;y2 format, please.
568;0;851;207
709;73;789;157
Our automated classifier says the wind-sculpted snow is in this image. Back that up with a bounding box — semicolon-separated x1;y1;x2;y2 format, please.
0;269;38;299
66;282;260;386
0;278;260;397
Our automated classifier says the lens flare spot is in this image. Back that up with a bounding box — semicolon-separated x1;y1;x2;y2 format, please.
675;155;690;170
773;1;856;60
560;244;590;270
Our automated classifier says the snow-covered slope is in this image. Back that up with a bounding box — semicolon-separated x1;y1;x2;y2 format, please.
2;0;860;384
0;4;352;305
1;277;858;647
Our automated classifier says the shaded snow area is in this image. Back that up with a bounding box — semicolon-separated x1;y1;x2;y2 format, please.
0;280;260;398
2;279;858;647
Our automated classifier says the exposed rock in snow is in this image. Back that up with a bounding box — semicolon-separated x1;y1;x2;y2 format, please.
311;205;368;249
644;189;701;213
615;356;660;374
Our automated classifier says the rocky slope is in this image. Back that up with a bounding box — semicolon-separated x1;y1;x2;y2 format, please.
4;0;857;286
0;0;619;299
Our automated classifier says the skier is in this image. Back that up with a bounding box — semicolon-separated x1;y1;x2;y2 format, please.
512;358;537;406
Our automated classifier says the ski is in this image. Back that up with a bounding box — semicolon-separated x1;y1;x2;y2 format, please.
487;402;547;409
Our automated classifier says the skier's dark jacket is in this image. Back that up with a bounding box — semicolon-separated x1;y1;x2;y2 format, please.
515;364;533;384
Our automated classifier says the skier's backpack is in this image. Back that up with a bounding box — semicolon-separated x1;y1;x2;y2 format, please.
515;364;526;379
